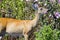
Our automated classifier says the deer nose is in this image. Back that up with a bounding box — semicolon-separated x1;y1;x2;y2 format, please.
47;9;49;12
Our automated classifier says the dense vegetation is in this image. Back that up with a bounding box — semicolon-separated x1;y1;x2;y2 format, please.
0;0;60;40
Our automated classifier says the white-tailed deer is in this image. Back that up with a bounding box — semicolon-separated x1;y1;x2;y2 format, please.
0;4;48;40
5;7;48;40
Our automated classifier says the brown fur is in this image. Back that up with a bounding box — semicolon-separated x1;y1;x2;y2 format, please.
0;7;48;40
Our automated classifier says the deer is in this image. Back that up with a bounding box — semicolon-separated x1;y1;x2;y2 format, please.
0;3;48;40
5;7;48;40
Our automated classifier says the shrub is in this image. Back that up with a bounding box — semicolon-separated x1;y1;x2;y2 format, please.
35;25;60;40
0;0;25;19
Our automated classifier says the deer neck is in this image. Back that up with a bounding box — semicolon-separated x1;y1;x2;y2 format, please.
32;11;40;27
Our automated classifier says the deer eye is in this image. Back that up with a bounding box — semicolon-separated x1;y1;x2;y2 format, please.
40;8;43;10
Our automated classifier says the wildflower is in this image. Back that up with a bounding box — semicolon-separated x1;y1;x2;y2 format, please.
21;0;23;1
49;0;56;4
0;0;2;2
0;36;2;40
44;3;47;6
54;12;60;18
58;0;60;3
34;0;38;2
38;2;40;4
49;14;52;17
26;0;30;2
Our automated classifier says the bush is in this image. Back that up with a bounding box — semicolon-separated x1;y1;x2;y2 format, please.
0;0;34;20
0;0;25;19
35;25;60;40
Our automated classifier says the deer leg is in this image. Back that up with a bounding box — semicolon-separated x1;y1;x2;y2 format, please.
0;26;2;33
23;30;28;40
24;34;28;40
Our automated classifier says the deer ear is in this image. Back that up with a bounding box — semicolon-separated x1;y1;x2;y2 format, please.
32;3;38;10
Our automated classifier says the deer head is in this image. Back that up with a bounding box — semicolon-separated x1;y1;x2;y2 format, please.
32;2;48;14
38;7;48;14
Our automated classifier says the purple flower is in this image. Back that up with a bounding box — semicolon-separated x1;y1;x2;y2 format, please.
0;0;2;2
58;0;60;3
54;12;60;18
49;0;56;4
